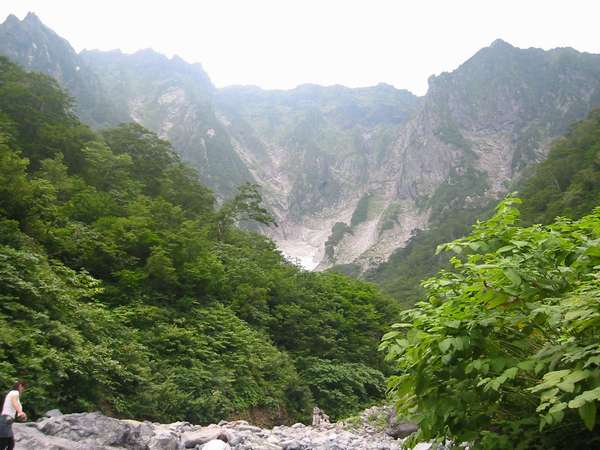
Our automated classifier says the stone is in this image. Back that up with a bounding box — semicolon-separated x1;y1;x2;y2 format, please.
10;408;435;450
14;421;132;450
181;426;228;448
281;439;303;450
147;426;179;450
201;439;232;450
385;408;418;439
35;412;154;449
311;406;330;427
386;421;418;439
43;409;63;418
234;424;262;433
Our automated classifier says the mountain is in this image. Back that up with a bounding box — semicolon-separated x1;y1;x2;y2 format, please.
3;13;600;273
214;40;600;270
214;83;421;267
366;43;600;303
519;108;600;225
0;54;399;424
0;12;252;196
79;48;253;196
0;12;124;127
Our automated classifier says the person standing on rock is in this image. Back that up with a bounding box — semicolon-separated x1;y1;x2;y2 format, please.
0;381;27;450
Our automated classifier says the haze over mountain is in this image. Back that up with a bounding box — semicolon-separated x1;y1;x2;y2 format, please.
3;12;600;271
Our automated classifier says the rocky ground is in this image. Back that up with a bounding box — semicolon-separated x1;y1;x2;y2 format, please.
13;406;447;450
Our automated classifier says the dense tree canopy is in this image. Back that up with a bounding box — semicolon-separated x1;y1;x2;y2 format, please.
520;109;600;225
0;56;399;424
381;198;600;448
378;111;600;448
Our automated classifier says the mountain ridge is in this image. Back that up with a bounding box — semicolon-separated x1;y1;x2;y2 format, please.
3;12;600;271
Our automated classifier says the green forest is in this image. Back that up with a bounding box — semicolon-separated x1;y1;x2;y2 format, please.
3;43;600;448
0;56;400;425
381;111;600;448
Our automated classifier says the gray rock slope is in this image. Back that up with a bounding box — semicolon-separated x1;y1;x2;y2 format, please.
3;13;600;271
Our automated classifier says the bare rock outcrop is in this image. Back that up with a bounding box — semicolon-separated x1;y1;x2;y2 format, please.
13;408;445;450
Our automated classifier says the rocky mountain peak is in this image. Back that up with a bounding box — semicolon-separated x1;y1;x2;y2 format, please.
23;11;43;25
80;47;215;92
0;12;123;127
3;11;61;43
2;15;600;272
2;13;19;26
489;38;514;49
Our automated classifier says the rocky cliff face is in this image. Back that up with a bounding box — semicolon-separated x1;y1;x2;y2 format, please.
3;13;600;271
79;49;253;196
214;84;420;268
214;40;600;270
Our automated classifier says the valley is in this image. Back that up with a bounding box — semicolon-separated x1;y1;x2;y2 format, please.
4;13;600;275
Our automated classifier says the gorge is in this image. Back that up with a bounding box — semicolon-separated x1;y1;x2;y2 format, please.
3;8;600;449
4;12;600;273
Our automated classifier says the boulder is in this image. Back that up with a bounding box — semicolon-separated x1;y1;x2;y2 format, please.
281;439;304;450
181;425;229;448
147;424;183;450
14;422;123;450
14;412;180;450
43;409;63;418
385;408;418;439
35;412;153;449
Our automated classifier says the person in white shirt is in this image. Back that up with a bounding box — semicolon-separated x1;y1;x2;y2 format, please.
0;381;27;450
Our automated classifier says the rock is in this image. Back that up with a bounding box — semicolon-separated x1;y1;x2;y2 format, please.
34;412;154;449
10;408;437;450
147;424;182;450
234;424;262;433
281;439;303;450
43;409;63;418
14;413;188;450
312;406;330;427
181;425;228;448
222;420;249;428
14;422;124;450
386;407;418;439
227;432;245;447
414;444;434;450
200;440;232;450
386;421;418;439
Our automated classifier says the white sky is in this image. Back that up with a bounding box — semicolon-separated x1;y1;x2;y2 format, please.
1;0;599;95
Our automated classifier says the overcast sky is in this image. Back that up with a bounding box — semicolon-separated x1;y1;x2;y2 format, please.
2;1;599;95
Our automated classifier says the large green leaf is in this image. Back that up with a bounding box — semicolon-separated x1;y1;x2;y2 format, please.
578;402;597;431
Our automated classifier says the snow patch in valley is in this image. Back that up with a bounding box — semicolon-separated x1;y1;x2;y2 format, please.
272;204;357;271
277;238;321;270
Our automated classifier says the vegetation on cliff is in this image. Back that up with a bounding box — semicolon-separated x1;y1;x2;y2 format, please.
370;109;600;308
520;109;600;225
